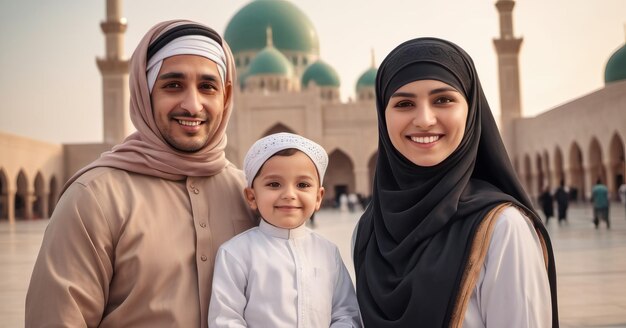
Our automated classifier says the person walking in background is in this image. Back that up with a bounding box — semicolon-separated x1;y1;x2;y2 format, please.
353;37;558;327
591;178;610;229
209;133;361;327
539;184;554;223
26;20;257;327
619;182;626;220
554;179;570;224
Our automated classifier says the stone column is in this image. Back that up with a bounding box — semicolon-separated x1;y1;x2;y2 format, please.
23;191;34;220
6;189;15;224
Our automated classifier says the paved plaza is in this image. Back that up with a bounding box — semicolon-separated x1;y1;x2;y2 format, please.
1;203;626;327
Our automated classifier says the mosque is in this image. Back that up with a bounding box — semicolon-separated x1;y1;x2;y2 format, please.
0;0;624;223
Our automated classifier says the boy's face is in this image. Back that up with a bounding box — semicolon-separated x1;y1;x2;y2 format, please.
244;151;325;229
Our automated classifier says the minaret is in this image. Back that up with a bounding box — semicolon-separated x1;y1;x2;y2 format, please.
266;26;273;47
96;0;130;145
493;0;523;157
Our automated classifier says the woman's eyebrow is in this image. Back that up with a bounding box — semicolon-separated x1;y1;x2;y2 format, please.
429;87;459;95
390;92;416;98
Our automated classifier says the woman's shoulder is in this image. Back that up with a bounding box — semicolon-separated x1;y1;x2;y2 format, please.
489;205;540;246
494;206;534;231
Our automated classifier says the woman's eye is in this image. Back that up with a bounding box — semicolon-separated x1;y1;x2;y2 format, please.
297;182;311;188
434;96;453;104
394;100;414;108
267;182;280;188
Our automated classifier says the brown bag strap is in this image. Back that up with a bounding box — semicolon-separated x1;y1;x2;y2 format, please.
449;203;511;328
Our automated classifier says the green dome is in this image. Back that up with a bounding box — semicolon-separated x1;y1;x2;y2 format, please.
302;60;340;87
224;0;319;54
356;67;377;91
247;46;294;76
605;44;626;84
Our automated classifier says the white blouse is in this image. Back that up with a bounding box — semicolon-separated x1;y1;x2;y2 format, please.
351;206;551;327
463;206;552;327
209;220;362;328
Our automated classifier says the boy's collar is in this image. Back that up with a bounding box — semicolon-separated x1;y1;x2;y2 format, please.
259;219;308;239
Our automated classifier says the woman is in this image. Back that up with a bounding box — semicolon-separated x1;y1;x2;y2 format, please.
353;38;558;327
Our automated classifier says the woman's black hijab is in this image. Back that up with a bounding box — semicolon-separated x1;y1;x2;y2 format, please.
353;37;558;327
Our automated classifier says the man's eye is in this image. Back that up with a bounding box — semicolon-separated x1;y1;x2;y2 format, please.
163;82;182;89
200;83;218;91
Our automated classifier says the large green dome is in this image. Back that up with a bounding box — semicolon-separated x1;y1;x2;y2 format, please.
247;46;294;76
356;67;377;91
302;60;340;87
224;0;319;54
605;44;626;84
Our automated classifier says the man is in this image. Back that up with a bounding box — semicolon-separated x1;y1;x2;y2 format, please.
554;179;569;224
591;178;610;229
25;20;256;327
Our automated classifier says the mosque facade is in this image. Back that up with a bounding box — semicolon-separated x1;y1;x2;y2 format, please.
0;0;624;223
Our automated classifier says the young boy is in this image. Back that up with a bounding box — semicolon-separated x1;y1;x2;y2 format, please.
208;133;362;327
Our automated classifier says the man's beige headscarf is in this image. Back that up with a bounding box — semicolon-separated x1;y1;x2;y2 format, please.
62;20;237;193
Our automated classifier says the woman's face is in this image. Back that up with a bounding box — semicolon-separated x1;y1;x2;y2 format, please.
385;79;468;167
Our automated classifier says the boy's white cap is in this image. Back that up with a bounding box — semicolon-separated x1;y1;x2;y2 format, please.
243;132;329;187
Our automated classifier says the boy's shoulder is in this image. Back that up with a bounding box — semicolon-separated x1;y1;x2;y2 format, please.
306;229;342;253
219;226;261;251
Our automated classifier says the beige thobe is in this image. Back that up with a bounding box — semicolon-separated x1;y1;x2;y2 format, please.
26;165;256;327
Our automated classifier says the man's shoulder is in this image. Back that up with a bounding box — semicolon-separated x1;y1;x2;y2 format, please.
209;163;246;187
72;166;133;187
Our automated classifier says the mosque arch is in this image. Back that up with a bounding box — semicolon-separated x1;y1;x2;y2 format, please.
261;123;296;137
48;176;58;216
554;146;564;186
34;172;46;219
609;132;625;198
16;170;29;220
569;142;585;201
523;154;533;196
367;151;378;197
588;137;606;185
542;150;551;190
324;149;356;207
535;153;545;194
0;168;7;220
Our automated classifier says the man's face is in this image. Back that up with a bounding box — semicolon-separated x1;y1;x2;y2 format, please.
151;55;225;152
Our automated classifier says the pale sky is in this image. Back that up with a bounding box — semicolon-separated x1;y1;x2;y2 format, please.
0;0;624;144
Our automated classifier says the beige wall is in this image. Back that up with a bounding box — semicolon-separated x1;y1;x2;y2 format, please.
514;80;626;200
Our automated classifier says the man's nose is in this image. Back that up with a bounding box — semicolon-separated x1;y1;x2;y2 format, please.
180;89;203;114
